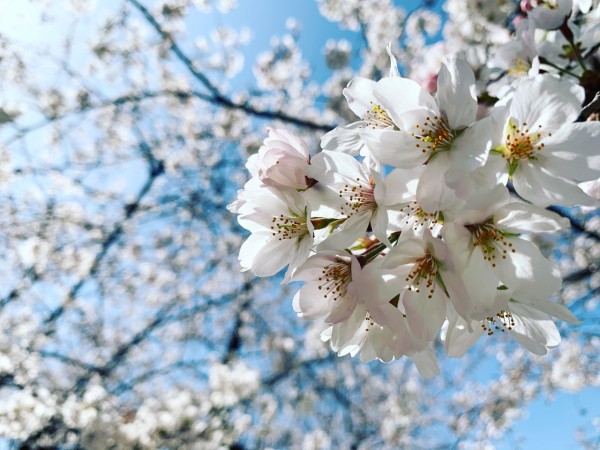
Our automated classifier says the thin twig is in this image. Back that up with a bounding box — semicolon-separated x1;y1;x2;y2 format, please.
126;0;336;132
577;91;600;122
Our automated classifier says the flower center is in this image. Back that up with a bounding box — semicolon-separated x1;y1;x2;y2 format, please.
411;114;456;160
499;117;552;174
317;257;352;302
465;220;516;268
507;58;530;76
481;310;515;335
399;200;441;231
364;102;396;129
339;176;377;217
271;212;309;241
405;251;439;299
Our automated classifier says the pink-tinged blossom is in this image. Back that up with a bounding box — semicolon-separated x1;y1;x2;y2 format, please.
250;128;311;190
236;187;313;279
292;253;428;362
485;75;600;207
292;252;360;324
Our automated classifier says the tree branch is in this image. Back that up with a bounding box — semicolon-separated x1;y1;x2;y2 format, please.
126;0;336;132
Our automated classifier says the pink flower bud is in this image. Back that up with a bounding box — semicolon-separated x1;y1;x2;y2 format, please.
254;128;311;190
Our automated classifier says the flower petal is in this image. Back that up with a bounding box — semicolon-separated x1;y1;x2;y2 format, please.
436;54;477;129
510;75;584;130
541;122;600;182
402;287;446;342
512;159;598;207
343;77;378;118
373;77;438;128
495;202;569;233
362;129;429;168
320;122;366;155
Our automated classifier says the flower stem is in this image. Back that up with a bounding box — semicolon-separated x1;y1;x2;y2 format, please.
559;22;587;72
538;57;580;79
358;232;401;266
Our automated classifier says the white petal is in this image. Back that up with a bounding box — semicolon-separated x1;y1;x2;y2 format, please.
442;222;474;269
326;294;358;323
510;75;584;130
362;129;429;168
293;285;332;320
409;347;440;378
416;153;458;213
403;288;446;342
371;207;391;247
462;249;500;314
527;0;573;30
378;167;422;206
282;234;314;284
447;114;495;170
442;268;481;323
382;238;426;268
246;233;297;277
436;55;477;129
542;122;600;182
508;302;561;355
373;77;438;128
387;43;400;77
495;238;561;298
513;160;598;207
444;304;483;357
343;77;378;118
512;290;580;324
495;202;569;233
320;122;366;155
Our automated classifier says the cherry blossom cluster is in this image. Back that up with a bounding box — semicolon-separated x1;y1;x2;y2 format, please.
230;0;598;376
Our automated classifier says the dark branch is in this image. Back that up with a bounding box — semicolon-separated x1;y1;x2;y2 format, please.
126;0;336;132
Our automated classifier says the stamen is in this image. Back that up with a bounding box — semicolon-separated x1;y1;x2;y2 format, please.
410;114;455;159
465;219;516;268
507;58;530;76
363;102;396;129
338;176;377;217
399;200;441;231
317;259;352;302
481;310;515;335
501;117;548;164
270;213;309;241
405;251;439;299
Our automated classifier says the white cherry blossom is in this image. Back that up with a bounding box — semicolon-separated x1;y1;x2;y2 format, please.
443;185;568;310
445;286;578;357
382;229;473;341
486;74;600;207
236;186;313;279
306;150;417;248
